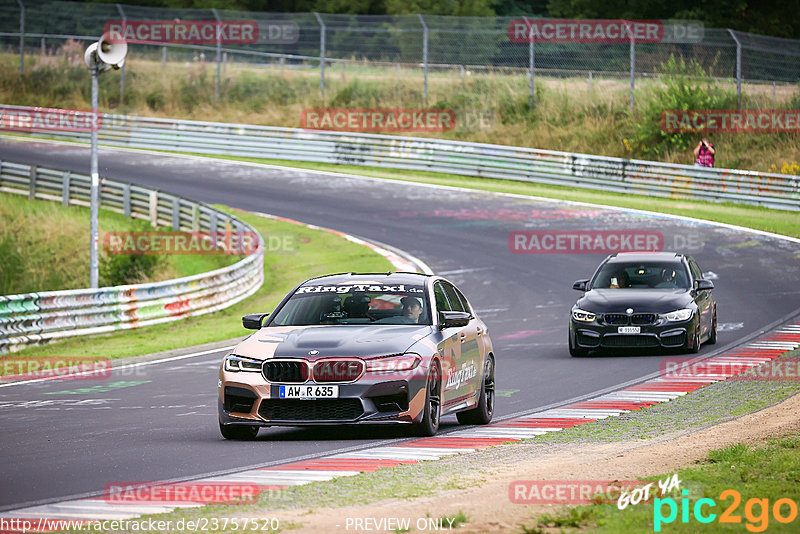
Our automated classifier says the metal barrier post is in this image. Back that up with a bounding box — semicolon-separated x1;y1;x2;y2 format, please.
172;197;180;230
728;29;742;109
418;14;428;106
314;12;326;102
123;183;131;217
161;46;166;68
28;165;36;200
62;171;70;206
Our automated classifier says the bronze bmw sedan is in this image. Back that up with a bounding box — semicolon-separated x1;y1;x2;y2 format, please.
218;272;495;439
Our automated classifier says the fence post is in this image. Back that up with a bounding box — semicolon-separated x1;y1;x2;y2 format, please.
589;71;593;92
62;171;71;206
16;0;24;77
523;17;535;108
116;4;126;104
418;14;428;106
626;21;635;111
40;36;45;56
28;165;36;200
212;8;222;101
161;46;166;68
727;29;742;109
314;12;326;102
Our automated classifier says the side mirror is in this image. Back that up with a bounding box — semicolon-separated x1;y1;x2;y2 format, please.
439;310;471;329
696;279;714;291
242;313;269;330
572;279;589;291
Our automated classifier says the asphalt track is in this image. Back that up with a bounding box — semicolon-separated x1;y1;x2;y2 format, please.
1;138;799;511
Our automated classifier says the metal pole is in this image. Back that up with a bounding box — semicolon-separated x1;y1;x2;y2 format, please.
418;14;428;105
524;17;534;108
314;12;326;102
212;8;221;101
16;0;24;77
90;68;99;288
161;46;166;68
727;29;742;109
116;4;126;104
627;21;635;111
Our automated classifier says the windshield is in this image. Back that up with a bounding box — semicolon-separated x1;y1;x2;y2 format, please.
269;282;431;326
591;261;690;289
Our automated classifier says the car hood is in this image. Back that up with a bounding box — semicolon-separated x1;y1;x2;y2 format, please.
576;289;693;314
233;324;437;360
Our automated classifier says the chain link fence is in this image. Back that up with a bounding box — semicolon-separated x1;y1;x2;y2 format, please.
0;1;799;108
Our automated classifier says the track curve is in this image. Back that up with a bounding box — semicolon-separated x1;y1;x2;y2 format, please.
1;138;799;510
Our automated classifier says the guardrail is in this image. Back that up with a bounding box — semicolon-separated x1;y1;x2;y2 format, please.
0;158;264;354
1;104;797;211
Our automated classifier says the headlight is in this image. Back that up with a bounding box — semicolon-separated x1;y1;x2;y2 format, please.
572;309;597;322
661;309;693;322
365;353;422;373
224;354;263;372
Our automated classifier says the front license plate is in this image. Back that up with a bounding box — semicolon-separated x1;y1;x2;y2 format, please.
618;326;641;334
279;385;339;399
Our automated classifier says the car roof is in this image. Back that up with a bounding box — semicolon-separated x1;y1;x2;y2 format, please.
299;272;433;286
605;252;684;264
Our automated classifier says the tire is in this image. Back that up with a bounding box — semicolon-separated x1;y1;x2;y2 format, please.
457;356;495;425
412;363;441;437
708;309;717;345
569;332;589;358
686;325;701;354
219;421;259;440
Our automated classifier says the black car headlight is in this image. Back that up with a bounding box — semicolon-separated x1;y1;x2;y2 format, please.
572;309;597;323
660;308;693;322
224;354;263;372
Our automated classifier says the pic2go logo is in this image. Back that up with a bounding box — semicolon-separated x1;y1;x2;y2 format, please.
654;489;799;532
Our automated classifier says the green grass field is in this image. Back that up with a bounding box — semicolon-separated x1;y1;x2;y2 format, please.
8;207;393;363
0;192;237;294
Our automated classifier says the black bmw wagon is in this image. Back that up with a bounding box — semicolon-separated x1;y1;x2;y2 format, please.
569;252;716;357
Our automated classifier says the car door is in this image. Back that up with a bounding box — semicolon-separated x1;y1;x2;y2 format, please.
687;257;713;339
440;281;481;407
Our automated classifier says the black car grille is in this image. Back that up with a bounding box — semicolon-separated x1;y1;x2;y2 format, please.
258;399;364;421
262;361;309;383
603;314;628;325
603;313;658;325
602;335;660;348
632;314;658;325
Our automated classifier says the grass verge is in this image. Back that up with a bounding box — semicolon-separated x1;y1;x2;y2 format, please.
525;434;800;533
0;192;235;294
8;207;393;362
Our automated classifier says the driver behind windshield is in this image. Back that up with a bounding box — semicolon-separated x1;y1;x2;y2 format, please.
401;297;423;323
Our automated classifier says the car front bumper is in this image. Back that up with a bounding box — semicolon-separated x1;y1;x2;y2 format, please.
218;364;431;427
570;319;695;350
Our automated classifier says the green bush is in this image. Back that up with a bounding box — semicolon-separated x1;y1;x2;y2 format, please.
629;55;736;157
